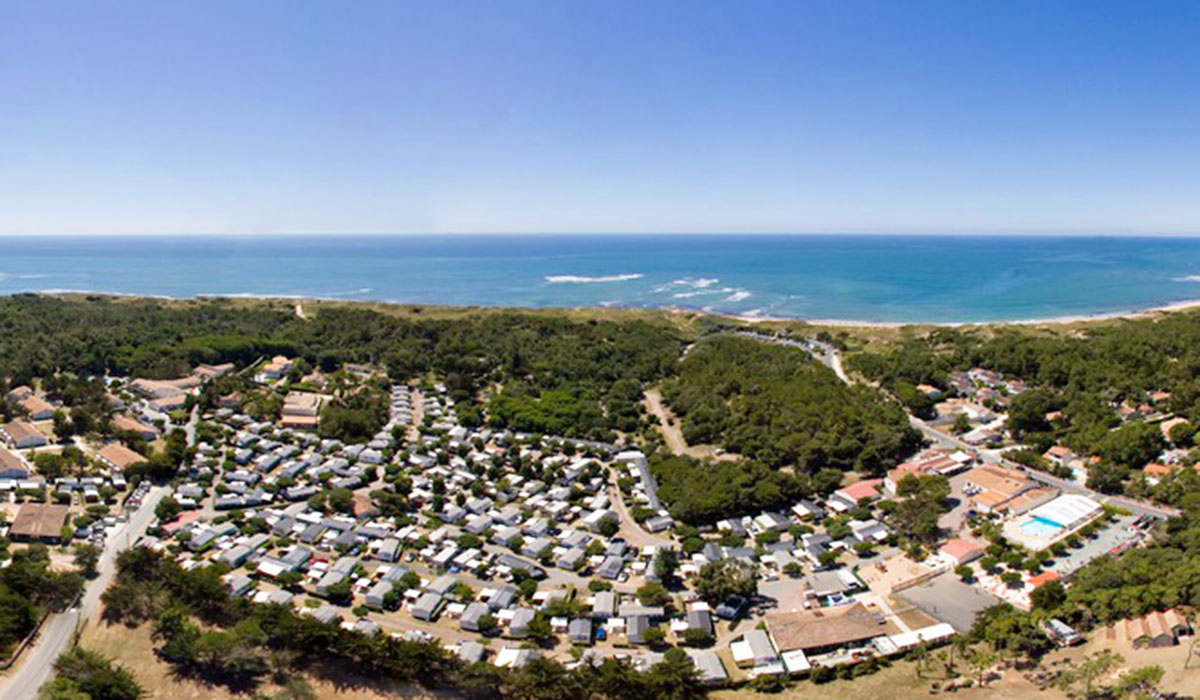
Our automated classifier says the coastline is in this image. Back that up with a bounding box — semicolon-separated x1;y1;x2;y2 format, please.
731;297;1200;328
34;289;1200;329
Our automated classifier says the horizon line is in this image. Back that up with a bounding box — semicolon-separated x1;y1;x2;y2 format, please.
3;230;1200;238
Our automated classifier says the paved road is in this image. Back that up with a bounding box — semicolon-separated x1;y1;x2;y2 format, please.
0;485;169;700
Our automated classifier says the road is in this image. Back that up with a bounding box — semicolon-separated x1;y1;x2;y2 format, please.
643;389;688;457
0;485;170;700
740;330;1180;520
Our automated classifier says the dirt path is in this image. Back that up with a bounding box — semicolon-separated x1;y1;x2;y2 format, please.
407;388;423;441
643;388;740;461
643;388;687;456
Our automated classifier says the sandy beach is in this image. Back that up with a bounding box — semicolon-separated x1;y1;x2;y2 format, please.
724;298;1200;329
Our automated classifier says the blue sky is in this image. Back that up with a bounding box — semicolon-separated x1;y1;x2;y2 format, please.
2;1;1198;235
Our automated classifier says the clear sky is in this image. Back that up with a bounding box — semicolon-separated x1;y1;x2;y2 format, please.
2;1;1199;235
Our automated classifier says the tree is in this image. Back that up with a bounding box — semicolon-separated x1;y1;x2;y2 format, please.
653;548;679;583
52;411;74;443
323;579;353;605
1170;421;1197;447
476;613;498;636
49;648;144;700
596;516;620;538
155;496;182;523
74;544;102;579
1114;664;1164;699
694;559;756;604
681;628;712;647
1055;650;1124;699
1030;579;1066;611
646;648;706;700
636;582;671;608
642;625;666;647
951;413;972;436
965;647;997;687
955;564;975;583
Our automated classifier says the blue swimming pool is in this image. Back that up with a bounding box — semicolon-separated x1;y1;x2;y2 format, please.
1019;516;1065;538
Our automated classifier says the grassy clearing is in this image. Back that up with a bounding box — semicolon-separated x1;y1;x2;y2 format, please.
79;621;456;700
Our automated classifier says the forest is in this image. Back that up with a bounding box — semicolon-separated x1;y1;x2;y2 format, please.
0;295;683;441
662;335;920;471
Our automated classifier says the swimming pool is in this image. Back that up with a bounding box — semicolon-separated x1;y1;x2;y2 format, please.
1019;515;1065;538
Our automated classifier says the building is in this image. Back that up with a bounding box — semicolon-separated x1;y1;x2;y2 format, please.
97;442;148;471
689;651;728;686
19;395;55;420
9;503;70;541
113;415;160;440
1;420;47;448
283;392;323;417
963;465;1054;516
829;478;884;512
1004;494;1104;550
764;603;883;656
938;538;984;566
259;356;295;381
730;629;778;668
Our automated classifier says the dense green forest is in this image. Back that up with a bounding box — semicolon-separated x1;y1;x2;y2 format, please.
0;296;683;441
662;335;919;471
650;452;844;525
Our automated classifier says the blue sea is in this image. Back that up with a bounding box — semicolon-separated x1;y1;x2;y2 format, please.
6;234;1200;323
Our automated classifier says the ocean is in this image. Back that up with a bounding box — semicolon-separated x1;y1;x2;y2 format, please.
6;234;1200;323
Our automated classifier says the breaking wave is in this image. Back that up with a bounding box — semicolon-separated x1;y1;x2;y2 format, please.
545;273;643;283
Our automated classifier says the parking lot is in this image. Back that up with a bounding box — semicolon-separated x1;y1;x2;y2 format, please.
1044;515;1141;576
898;572;999;633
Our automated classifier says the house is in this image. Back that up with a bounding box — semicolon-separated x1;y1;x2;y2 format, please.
113;415;160;440
411;592;445;621
508;608;536;638
7;385;34;402
592;591;617;619
963;465;1054;516
626;615;650;645
9;503;70;541
1;420;47;449
916;384;943;399
938;538;984;566
193;363;235;380
730;629;778;668
19;395;55;421
97;442;148;471
457;641;487;664
283;392;323;417
689;651;728;686
686;609;715;637
260;356;295;381
1042;445;1075;467
460;602;490;632
829;479;883;512
764;603;883;655
0;446;29;478
568;618;593;645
